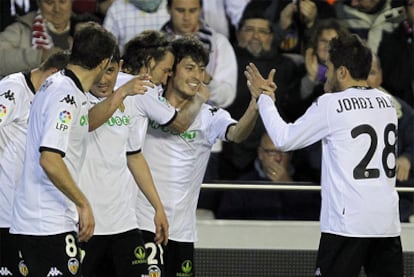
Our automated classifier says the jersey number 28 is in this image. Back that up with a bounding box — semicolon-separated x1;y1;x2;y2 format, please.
351;123;396;179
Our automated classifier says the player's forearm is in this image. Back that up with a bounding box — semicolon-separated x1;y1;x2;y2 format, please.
127;153;165;212
88;89;125;131
169;93;205;133
39;151;90;209
227;99;258;143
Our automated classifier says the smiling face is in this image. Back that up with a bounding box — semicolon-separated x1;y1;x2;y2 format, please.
237;18;273;57
170;56;205;98
90;61;120;98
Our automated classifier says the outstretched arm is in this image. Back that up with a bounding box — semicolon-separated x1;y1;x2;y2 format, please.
88;75;153;131
127;152;169;245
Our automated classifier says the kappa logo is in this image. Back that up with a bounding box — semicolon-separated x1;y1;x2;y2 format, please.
0;90;15;104
0;267;13;276
208;107;219;116
67;258;79;275
315;267;322;276
47;267;63;277
60;95;77;107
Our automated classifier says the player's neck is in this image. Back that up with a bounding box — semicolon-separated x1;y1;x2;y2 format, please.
66;64;101;93
342;80;369;91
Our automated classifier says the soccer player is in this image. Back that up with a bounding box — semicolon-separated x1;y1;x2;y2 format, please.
9;24;149;277
248;34;403;276
79;30;208;277
136;37;260;277
0;51;69;276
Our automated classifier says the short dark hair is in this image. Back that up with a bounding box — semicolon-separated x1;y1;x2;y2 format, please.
238;1;273;32
171;36;209;71
70;24;117;70
39;51;70;71
122;30;172;75
308;19;350;51
167;0;202;8
329;34;372;80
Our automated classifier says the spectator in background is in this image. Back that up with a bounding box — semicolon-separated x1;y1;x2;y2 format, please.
218;1;305;181
367;54;414;222
334;0;405;54
0;0;37;31
217;132;321;220
72;0;114;22
378;0;414;107
103;0;170;53
201;0;250;40
263;0;336;54
300;19;350;110
0;0;73;78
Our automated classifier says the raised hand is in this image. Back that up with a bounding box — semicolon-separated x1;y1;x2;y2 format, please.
244;63;277;100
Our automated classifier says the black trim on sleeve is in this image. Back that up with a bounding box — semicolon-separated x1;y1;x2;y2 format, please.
39;146;65;158
224;122;237;142
126;149;142;156
162;110;178;127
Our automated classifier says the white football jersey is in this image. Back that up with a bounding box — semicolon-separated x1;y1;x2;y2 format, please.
258;87;400;237
79;72;177;235
0;72;35;227
136;104;236;242
11;69;89;235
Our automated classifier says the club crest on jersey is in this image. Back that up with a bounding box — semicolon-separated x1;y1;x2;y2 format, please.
148;265;161;277
0;90;15;104
18;260;29;276
60;95;77;107
56;110;71;131
67;258;79;275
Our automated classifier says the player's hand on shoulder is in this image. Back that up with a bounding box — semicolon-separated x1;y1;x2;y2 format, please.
118;74;154;98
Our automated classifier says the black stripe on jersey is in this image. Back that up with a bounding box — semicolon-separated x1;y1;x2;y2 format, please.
39;146;65;157
162;110;178;127
64;69;84;93
23;71;36;94
126;149;142;156
224;122;237;142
